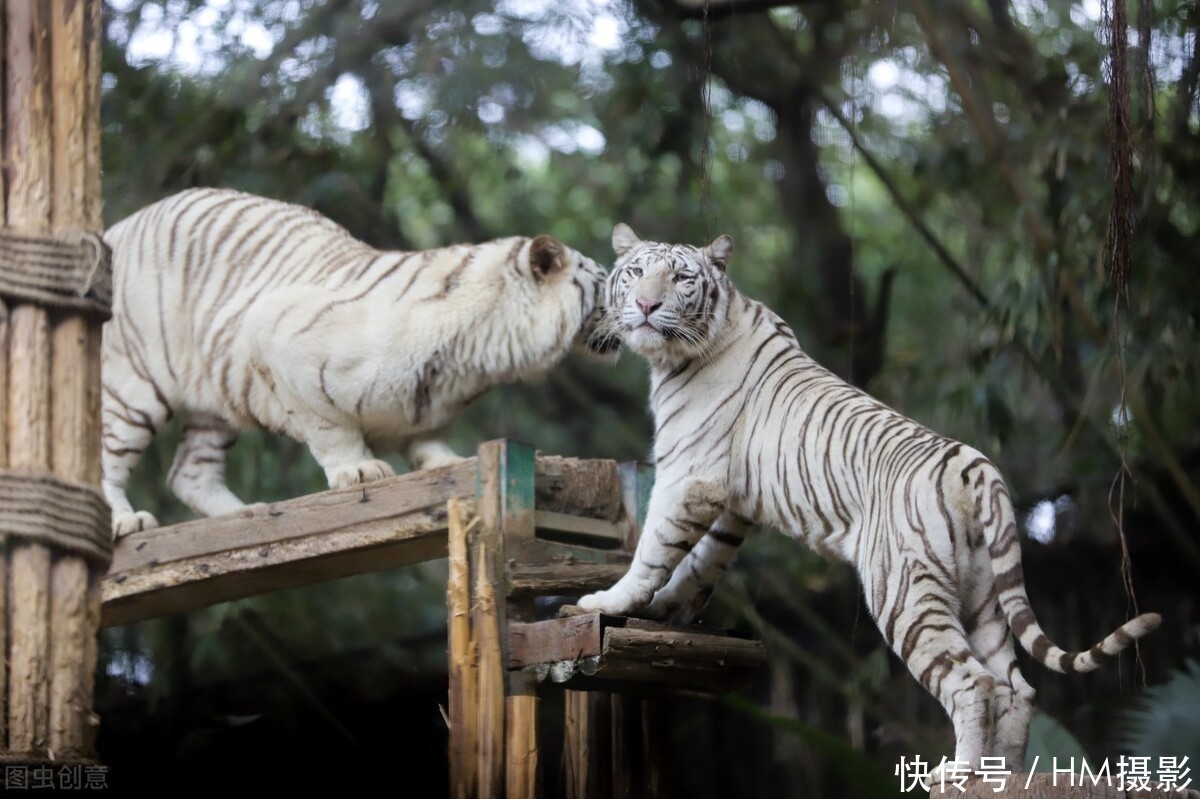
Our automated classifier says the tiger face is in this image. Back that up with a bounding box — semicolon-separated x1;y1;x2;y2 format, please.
593;223;734;361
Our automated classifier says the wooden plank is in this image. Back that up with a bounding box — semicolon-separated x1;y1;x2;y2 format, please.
101;460;477;626
535;455;622;521
602;626;766;667
447;499;477;799
505;680;539;799
507;561;631;598
508;615;605;668
101;451;628;627
534;509;625;543
564;689;609;799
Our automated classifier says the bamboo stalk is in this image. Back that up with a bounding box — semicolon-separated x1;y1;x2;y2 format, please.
473;535;505;798
7;306;53;755
447;499;478;799
47;0;104;758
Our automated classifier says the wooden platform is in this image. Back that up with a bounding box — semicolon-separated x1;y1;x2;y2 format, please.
101;454;629;627
510;612;766;696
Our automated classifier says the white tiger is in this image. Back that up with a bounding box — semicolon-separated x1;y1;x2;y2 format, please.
578;223;1161;774
101;188;614;537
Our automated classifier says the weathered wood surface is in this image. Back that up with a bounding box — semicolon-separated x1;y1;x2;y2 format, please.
534;455;621;521
505;684;539;799
103;453;628;626
48;0;105;760
507;561;630;598
447;499;477;799
102;460;477;626
3;0;105;761
510;612;765;696
5;0;54;759
929;773;1200;798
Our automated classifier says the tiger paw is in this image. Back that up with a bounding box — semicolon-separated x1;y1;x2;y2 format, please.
577;588;640;616
408;440;464;471
112;510;160;539
327;459;395;489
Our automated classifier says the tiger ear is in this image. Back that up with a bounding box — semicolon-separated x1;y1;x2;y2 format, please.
612;223;641;257
530;235;567;279
705;234;734;272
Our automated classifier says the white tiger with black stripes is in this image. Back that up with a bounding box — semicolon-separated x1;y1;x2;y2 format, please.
102;188;613;537
579;223;1160;773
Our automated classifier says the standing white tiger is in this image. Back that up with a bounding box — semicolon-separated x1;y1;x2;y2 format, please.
102;188;613;537
578;224;1160;773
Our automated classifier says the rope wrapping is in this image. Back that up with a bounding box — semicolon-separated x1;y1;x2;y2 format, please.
0;472;112;566
0;230;112;318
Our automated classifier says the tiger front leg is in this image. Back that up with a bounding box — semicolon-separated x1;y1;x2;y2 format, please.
643;511;751;623
285;409;394;490
578;477;726;616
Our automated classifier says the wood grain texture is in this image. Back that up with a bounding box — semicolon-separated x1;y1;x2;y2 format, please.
534;455;622;521
473;534;505;799
505;687;538;799
507;561;630;598
7;306;52;754
6;0;52;231
102;459;478;626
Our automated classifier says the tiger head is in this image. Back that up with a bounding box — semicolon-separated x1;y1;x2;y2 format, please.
589;223;734;362
514;235;619;366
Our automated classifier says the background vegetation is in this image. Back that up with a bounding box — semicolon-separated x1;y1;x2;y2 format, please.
97;0;1199;794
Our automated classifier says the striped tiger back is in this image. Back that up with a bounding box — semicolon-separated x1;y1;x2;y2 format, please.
579;223;1160;776
101;188;611;536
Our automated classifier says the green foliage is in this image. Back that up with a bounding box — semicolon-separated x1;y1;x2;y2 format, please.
1119;658;1200;775
97;0;1199;792
1026;711;1096;772
723;694;899;798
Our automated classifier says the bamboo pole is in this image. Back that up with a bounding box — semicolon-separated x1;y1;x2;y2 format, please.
47;0;104;759
7;307;52;755
474;535;505;798
6;0;55;759
3;0;106;762
447;499;478;799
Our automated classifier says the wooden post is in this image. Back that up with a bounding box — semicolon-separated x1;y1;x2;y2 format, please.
447;440;542;798
2;0;108;764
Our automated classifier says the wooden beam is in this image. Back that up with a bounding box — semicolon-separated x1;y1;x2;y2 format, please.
102;451;627;627
101;459;477;627
507;562;630;598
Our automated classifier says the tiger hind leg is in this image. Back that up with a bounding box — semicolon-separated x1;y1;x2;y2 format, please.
963;550;1036;769
873;571;997;774
101;379;171;537
644;511;750;623
968;605;1035;768
407;436;463;470
167;413;247;518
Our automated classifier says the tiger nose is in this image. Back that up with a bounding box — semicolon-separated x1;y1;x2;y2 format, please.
636;297;662;317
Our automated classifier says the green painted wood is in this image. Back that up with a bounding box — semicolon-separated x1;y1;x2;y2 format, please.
618;461;655;546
